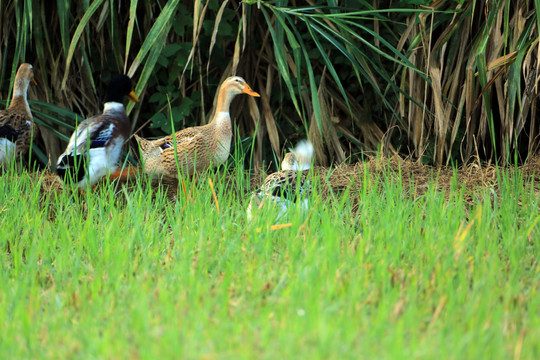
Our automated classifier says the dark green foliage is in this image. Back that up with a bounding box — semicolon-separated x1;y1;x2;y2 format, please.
0;0;538;169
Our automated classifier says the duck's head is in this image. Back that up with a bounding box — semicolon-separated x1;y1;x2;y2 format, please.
221;76;260;97
104;75;140;103
282;153;298;171
281;140;314;171
13;63;35;96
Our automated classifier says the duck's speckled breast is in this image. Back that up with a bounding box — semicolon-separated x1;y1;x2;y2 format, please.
211;112;232;164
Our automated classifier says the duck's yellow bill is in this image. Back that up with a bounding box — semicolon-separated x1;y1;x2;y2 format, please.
243;84;260;97
127;91;140;102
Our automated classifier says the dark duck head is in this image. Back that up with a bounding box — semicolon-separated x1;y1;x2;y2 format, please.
104;75;139;104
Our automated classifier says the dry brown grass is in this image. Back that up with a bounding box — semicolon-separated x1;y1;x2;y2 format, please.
252;154;540;208
34;154;540;210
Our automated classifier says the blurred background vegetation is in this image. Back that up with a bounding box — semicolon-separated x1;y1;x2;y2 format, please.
0;0;538;170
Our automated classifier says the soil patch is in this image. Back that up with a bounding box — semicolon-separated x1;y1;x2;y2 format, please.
34;154;540;205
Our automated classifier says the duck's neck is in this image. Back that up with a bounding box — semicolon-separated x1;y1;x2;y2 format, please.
210;86;236;128
103;102;126;114
9;92;32;118
13;78;29;98
211;112;232;135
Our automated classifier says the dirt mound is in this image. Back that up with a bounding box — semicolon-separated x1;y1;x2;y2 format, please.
32;154;540;205
251;154;540;206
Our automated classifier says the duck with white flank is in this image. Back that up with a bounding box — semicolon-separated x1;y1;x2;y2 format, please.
247;140;315;221
0;63;37;165
135;76;260;178
56;75;139;189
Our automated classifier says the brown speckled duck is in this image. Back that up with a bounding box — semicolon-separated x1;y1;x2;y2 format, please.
247;140;315;220
0;63;37;165
135;76;260;178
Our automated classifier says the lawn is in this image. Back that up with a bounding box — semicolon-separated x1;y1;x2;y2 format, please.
0;158;538;359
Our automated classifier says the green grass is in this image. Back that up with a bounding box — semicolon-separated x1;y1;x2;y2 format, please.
0;161;538;359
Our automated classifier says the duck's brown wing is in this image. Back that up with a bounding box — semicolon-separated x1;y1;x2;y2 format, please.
152;126;205;148
0;109;36;156
158;131;212;175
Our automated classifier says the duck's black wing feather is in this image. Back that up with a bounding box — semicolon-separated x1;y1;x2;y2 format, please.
0;124;22;142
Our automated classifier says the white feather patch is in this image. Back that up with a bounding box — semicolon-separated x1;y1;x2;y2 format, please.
0;138;17;164
103;102;125;113
76;136;124;188
178;137;193;144
291;140;314;170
